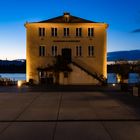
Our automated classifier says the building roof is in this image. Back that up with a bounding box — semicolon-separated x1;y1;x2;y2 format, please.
34;13;100;23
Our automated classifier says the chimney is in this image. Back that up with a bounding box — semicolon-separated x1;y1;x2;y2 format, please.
63;12;70;22
63;12;70;16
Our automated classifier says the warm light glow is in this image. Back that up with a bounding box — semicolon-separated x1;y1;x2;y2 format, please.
17;80;22;87
112;84;116;87
26;14;108;84
117;74;121;83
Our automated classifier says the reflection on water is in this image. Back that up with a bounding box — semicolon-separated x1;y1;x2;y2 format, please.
108;73;140;84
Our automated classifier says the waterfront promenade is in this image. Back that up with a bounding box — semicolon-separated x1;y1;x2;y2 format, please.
0;86;140;140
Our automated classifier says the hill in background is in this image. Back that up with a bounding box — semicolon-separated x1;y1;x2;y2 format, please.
0;60;26;73
107;50;140;61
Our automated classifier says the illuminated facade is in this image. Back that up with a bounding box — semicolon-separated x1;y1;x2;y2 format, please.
25;13;108;85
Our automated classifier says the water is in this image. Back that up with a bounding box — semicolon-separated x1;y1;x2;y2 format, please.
107;73;140;84
129;73;140;84
0;73;139;83
107;73;117;83
0;73;26;81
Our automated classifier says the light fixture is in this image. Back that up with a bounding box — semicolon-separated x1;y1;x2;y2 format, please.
17;80;22;87
112;84;116;87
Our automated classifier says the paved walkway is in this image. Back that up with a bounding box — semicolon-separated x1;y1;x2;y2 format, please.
0;87;140;139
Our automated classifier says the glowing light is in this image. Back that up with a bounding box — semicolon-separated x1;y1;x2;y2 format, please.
17;80;26;87
117;78;121;83
17;81;22;87
117;74;121;83
112;84;116;87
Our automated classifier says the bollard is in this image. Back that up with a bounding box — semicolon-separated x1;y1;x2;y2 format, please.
133;87;139;97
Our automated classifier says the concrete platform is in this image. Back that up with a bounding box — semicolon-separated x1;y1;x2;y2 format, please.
0;86;140;139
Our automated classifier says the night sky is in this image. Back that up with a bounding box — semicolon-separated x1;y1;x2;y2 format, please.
0;0;140;60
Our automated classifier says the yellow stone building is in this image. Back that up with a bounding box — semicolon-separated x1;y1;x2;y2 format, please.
25;13;108;85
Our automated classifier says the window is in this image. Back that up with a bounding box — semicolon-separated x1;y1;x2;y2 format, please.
52;46;57;56
64;28;69;36
88;46;94;56
88;28;94;37
51;28;57;36
65;17;69;22
76;46;82;56
39;28;45;37
39;71;45;78
39;46;45;56
76;28;82;37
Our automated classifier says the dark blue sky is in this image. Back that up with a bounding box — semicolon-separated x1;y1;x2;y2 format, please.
0;0;140;59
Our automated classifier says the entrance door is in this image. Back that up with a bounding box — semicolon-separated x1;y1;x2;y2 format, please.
62;48;72;63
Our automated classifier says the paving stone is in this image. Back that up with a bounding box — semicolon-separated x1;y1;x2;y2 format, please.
0;123;10;134
18;92;61;120
54;122;112;140
0;122;55;140
0;93;39;120
59;92;97;120
103;121;140;140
